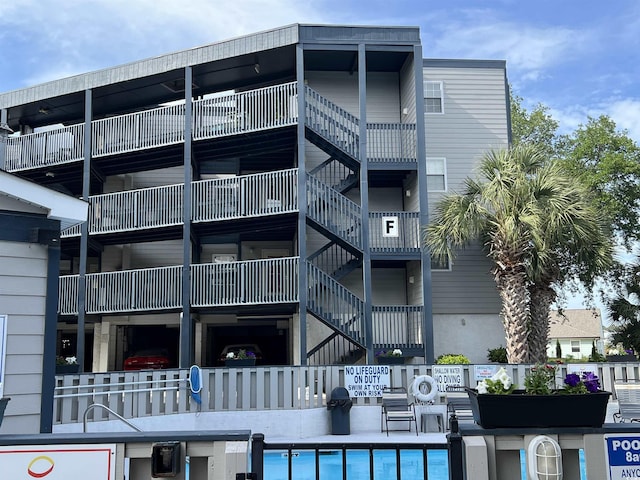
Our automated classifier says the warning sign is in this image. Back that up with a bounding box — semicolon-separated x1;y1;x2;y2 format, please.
344;365;391;397
432;365;464;392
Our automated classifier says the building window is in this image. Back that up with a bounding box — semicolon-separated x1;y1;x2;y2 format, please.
427;157;447;192
571;340;580;353
430;254;451;271
424;81;443;114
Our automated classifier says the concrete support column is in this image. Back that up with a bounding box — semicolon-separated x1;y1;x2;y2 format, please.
194;322;203;366
94;320;112;372
210;441;248;480
463;436;489;480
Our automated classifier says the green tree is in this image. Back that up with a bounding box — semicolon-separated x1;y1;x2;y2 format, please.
510;93;559;156
559;116;640;249
424;144;611;363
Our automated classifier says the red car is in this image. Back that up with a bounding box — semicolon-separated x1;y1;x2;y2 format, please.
123;348;171;371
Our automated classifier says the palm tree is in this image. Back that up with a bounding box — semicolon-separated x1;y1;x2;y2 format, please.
525;164;612;362
424;144;611;363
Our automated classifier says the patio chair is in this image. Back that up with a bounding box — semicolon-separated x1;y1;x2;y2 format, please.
381;387;418;436
445;385;475;429
613;381;640;423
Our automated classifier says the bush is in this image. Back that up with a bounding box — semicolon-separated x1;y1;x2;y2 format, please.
487;346;507;363
436;353;470;364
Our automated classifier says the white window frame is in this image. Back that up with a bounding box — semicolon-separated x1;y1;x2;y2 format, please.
426;157;447;192
571;340;580;353
430;254;451;272
424;81;444;114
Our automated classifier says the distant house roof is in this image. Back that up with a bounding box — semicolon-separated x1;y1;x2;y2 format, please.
0;170;87;229
549;309;602;339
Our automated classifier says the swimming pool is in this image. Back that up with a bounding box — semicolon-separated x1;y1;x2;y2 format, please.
264;448;449;480
263;447;586;479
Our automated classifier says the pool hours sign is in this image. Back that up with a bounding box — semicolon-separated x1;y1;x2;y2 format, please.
605;435;640;479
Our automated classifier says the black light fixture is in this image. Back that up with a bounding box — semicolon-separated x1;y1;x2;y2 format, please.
151;442;181;478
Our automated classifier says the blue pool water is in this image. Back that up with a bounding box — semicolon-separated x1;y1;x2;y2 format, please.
264;449;449;480
264;447;586;479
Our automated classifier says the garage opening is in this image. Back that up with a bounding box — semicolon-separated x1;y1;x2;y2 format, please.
121;325;179;370
208;320;289;367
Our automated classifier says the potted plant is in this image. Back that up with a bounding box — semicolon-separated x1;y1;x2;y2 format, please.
466;365;611;428
56;355;79;374
224;349;256;367
606;347;637;362
375;349;404;365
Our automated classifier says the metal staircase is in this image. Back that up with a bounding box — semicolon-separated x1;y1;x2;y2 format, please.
303;88;368;364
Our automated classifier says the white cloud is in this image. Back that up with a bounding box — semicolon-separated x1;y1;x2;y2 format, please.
549;98;640;144
608;99;640;144
423;10;592;89
2;0;329;88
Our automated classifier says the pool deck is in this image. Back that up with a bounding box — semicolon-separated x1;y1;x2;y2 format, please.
264;399;621;445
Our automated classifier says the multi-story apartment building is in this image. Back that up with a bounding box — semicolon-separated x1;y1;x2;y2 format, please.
0;24;509;372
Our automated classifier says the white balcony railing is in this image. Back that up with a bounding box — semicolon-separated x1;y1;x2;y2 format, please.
84;265;182;314
191;168;298;223
5;82;417;173
60;257;300;314
92;103;186;157
59;275;80;316
191;257;299;307
61;168;298;237
5;123;85;171
89;184;184;234
193;82;297;140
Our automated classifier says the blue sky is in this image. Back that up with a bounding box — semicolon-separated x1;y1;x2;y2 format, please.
1;0;639;142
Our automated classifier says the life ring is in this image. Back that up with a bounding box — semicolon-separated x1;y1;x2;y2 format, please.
410;375;438;403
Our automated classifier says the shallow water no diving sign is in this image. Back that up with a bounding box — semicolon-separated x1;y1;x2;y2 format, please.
604;434;640;479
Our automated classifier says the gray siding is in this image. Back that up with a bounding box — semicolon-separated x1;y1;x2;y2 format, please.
0;241;46;434
400;56;417;123
423;66;509;195
366;73;401;123
431;246;500;314
423;64;508;315
305;71;402;122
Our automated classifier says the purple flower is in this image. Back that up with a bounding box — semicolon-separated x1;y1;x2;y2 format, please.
564;373;581;388
583;372;600;392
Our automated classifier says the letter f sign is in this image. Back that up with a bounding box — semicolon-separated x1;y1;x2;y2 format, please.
382;216;399;237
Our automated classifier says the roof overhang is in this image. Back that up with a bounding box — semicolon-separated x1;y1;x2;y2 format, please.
0;170;87;228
